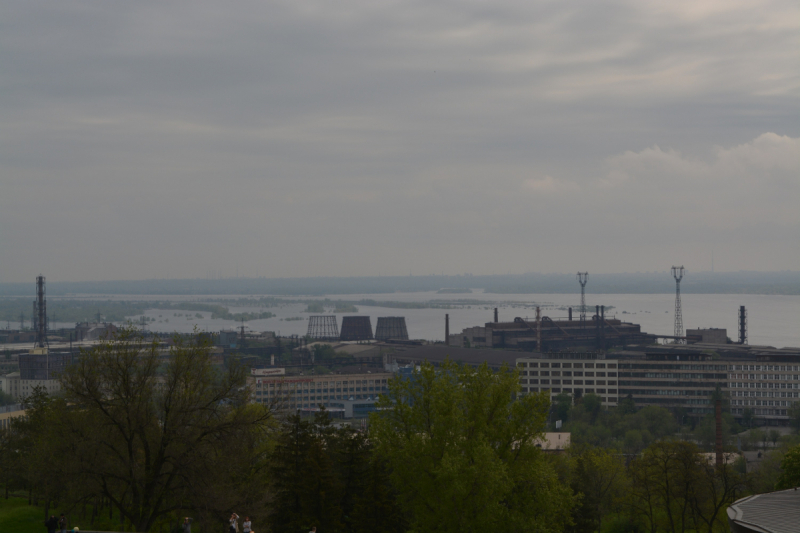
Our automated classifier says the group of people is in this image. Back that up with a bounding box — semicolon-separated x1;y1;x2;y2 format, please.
44;514;67;533
227;513;253;533
180;513;316;533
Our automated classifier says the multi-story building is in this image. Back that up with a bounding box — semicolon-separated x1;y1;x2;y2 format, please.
249;371;391;416
0;371;61;401
516;344;800;425
517;353;620;407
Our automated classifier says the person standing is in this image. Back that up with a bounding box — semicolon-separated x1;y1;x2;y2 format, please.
242;516;251;533
45;515;57;533
58;514;67;533
228;513;239;533
181;516;192;533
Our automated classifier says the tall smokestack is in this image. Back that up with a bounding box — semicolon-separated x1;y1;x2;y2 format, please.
36;275;46;348
568;307;572;321
536;307;541;352
715;395;723;468
494;308;498;323
739;306;747;345
445;314;450;345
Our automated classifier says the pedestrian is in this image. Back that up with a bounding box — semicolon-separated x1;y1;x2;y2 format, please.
58;514;67;533
309;526;316;533
242;516;251;533
45;514;58;533
228;513;239;533
181;516;192;533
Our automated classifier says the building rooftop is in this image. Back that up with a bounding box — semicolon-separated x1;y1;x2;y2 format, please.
727;488;800;533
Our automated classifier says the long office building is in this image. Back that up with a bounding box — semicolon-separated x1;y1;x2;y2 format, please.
517;343;800;425
249;370;391;417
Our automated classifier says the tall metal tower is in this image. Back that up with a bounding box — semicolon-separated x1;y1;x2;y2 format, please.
671;266;685;343
577;272;588;322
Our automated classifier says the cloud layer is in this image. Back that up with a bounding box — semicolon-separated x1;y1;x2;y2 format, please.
0;0;798;281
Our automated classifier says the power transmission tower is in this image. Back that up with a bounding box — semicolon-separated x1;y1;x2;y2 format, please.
671;266;685;343
577;272;588;322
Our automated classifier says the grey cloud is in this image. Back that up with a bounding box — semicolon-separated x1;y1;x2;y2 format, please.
0;0;797;281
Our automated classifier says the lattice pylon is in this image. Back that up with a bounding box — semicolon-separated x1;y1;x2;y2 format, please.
577;272;588;322
671;266;685;344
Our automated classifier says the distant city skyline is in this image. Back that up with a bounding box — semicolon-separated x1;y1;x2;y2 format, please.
1;0;798;283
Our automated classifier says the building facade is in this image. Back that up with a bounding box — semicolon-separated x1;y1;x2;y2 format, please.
517;348;800;424
250;371;391;413
516;353;620;407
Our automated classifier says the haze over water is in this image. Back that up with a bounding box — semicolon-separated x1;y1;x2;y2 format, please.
54;291;800;349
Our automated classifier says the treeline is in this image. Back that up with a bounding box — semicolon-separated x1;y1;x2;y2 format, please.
2;330;800;533
0;300;275;324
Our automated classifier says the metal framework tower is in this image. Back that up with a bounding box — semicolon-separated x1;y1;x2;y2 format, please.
671;266;685;343
577;272;588;322
307;315;339;341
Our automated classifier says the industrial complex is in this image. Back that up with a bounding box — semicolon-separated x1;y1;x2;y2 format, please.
1;272;798;427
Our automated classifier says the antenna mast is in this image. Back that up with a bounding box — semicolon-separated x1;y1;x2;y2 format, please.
671;266;685;343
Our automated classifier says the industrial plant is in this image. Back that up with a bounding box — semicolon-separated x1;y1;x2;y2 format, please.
1;270;798;428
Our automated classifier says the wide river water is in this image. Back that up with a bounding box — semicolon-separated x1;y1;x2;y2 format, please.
50;291;800;348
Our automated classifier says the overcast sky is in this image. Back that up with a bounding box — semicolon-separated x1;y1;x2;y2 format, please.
1;0;798;283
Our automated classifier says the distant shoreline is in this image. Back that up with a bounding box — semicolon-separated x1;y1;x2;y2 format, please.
0;271;798;297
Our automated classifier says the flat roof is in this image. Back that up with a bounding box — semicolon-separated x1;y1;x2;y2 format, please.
390;345;520;368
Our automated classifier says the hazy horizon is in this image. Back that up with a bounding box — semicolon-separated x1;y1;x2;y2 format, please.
1;1;798;283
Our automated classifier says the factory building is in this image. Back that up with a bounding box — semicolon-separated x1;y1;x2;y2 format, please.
449;309;655;352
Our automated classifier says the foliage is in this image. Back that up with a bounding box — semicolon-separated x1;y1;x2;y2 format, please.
268;411;404;533
776;444;800;489
626;440;746;533
567;446;627;533
563;394;679;453
313;344;338;362
371;360;575;533
21;327;275;532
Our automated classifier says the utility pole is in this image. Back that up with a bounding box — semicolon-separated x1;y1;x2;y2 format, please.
671;266;685;343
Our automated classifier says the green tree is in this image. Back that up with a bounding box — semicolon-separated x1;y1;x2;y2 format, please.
567;446;627;533
371;360;574;533
788;404;800;434
553;392;572;425
51;328;273;532
628;440;702;533
768;429;781;448
313;343;338;362
776;444;800;489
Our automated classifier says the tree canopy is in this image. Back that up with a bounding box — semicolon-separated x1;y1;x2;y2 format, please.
370;360;574;533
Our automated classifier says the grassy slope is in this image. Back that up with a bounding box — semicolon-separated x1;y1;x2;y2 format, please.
0;497;44;533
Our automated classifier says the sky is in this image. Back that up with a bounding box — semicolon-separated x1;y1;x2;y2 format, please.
1;0;798;283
